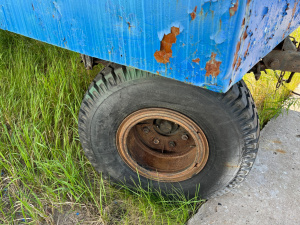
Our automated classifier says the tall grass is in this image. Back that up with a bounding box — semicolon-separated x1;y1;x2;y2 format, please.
244;70;300;128
0;31;201;224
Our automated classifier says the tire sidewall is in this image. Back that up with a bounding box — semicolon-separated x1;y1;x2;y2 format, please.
87;76;243;198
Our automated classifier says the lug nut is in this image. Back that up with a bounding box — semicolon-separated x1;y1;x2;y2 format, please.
181;134;189;140
153;138;160;145
143;127;150;134
169;141;176;148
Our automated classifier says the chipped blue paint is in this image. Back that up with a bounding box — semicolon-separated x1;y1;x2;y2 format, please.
0;0;299;93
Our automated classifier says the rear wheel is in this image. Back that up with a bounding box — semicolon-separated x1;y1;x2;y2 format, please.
78;64;259;199
117;108;209;182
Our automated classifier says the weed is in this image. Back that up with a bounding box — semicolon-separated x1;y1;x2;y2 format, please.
244;69;300;128
0;30;201;224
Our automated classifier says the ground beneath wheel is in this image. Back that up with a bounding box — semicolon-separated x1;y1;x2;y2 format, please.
188;85;300;225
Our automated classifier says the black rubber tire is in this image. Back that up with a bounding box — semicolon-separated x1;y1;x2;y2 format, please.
78;63;260;199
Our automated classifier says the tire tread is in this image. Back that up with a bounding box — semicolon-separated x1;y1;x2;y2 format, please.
78;64;260;198
209;80;260;198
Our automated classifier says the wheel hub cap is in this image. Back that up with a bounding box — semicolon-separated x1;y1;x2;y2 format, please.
116;108;209;182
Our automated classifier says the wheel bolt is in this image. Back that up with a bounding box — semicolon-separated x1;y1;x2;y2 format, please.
181;134;189;140
153;138;160;145
143;127;150;134
169;141;176;148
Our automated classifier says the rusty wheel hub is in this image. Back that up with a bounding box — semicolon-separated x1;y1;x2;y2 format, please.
116;108;209;182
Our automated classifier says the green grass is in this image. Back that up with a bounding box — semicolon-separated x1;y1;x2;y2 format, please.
0;31;202;224
244;70;300;128
0;28;300;224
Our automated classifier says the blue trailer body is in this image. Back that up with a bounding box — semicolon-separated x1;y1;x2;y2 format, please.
0;0;300;92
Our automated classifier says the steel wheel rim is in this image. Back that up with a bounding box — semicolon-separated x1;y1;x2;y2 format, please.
116;108;209;182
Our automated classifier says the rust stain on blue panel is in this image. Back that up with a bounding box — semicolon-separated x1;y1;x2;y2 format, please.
229;0;239;17
228;0;300;92
0;0;300;93
205;53;222;77
190;6;198;20
154;26;180;64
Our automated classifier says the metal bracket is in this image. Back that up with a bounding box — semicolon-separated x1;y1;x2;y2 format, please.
81;54;111;70
81;54;94;70
262;37;300;74
247;61;267;81
248;37;299;84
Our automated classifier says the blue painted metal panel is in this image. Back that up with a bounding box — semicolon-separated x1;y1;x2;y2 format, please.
0;0;300;93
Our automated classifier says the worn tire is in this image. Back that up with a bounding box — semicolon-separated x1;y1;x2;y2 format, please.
78;63;260;199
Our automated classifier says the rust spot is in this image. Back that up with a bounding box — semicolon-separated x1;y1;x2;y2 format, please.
205;53;222;77
229;79;232;85
156;71;160;75
287;1;298;31
229;0;239;17
190;6;198;20
127;22;132;30
192;58;200;64
242;18;245;26
154;27;180;64
243;28;248;40
273;140;282;144
190;13;196;20
52;15;55;18
244;42;251;58
232;40;241;69
236;57;242;71
275;149;286;154
283;1;299;39
247;0;251;6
